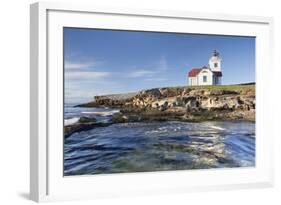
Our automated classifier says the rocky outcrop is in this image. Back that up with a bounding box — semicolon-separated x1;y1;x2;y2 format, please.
77;84;255;122
64;117;112;138
76;92;138;108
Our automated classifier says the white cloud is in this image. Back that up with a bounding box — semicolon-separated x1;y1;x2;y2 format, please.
157;56;168;71
129;70;158;78
144;77;167;81
64;61;95;69
128;57;169;78
65;71;111;79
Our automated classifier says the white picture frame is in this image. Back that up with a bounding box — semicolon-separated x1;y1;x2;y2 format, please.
30;2;274;202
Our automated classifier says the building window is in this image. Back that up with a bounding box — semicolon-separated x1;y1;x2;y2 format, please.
203;76;207;82
214;62;218;68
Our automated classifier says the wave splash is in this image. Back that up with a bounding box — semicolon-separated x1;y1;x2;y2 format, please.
64;117;80;126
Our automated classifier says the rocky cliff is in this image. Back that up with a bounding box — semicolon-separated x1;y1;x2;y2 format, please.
77;84;255;122
77;92;138;107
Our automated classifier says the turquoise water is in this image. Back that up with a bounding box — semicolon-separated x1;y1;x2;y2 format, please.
64;104;255;176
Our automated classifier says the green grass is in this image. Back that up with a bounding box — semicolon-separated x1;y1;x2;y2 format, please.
185;84;255;91
160;83;255;92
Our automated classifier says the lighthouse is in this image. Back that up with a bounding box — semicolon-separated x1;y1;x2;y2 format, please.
208;50;222;72
188;50;223;86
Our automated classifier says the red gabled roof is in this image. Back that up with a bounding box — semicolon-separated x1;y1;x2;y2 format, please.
188;68;222;77
188;68;202;77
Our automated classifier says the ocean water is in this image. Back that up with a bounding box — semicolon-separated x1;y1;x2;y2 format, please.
64;104;255;176
64;103;119;124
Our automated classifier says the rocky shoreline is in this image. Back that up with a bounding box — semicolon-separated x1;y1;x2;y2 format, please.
65;84;255;137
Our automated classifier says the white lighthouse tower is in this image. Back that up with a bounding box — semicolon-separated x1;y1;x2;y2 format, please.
208;50;222;72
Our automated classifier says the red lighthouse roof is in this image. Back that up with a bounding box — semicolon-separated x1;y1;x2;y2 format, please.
188;68;202;77
188;67;222;77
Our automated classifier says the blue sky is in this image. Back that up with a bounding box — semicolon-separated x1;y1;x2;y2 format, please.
64;28;255;103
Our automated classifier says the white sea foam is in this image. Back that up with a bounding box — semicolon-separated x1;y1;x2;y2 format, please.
111;110;120;113
208;125;225;131
64;117;80;126
81;110;119;116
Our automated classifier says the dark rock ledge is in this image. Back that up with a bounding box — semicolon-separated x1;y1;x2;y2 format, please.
64;117;113;138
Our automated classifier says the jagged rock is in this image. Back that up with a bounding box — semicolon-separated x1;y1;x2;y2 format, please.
76;92;137;108
139;88;162;98
181;88;192;96
189;89;205;96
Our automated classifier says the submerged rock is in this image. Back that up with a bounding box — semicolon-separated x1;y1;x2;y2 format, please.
64;117;112;138
78;116;97;123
